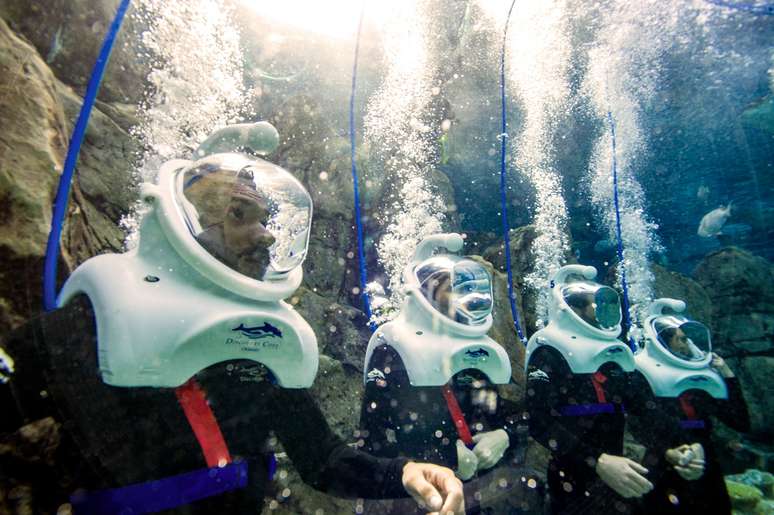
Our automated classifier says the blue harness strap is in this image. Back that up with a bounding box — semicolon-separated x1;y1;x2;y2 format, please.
70;461;249;514
559;402;617;417
680;419;707;429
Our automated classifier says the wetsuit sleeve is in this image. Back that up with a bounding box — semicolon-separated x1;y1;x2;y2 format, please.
0;303;87;431
624;372;687;450
490;393;528;463
525;348;600;466
269;386;410;499
701;377;751;433
360;346;404;458
488;394;523;449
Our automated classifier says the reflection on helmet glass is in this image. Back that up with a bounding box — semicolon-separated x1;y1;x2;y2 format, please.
595;287;622;330
654;316;711;361
562;281;621;330
177;154;312;280
452;261;493;325
416;256;493;326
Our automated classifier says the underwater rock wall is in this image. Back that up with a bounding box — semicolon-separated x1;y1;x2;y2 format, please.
694;247;774;440
0;0;151;105
0;5;140;329
0;17;68;329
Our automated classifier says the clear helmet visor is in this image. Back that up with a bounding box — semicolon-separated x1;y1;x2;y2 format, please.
562;281;622;330
416;256;493;326
653;316;711;362
177;154;312;281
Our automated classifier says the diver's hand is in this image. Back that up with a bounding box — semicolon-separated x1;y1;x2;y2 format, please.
595;453;653;498
455;439;478;480
710;352;735;378
401;461;465;515
0;347;14;384
666;444;705;481
471;429;509;470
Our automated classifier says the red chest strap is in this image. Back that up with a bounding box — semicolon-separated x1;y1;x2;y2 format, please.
679;392;697;420
441;384;474;446
175;379;232;468
591;372;608;404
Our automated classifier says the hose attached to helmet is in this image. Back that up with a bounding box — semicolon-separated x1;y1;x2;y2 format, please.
498;0;528;345
348;3;375;330
606;111;637;352
43;0;132;312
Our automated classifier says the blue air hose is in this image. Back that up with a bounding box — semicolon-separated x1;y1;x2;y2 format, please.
606;111;637;351
43;0;132;311
705;0;774;15
498;0;528;345
348;4;375;330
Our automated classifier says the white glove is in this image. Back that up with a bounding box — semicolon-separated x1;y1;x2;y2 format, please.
667;443;705;481
455;439;478;481
471;429;509;471
0;347;14;384
595;453;653;498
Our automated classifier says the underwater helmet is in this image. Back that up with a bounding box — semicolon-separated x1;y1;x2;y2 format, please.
58;124;318;388
526;264;635;374
635;299;727;399
363;233;511;386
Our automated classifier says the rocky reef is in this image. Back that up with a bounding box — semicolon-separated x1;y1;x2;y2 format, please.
725;469;774;514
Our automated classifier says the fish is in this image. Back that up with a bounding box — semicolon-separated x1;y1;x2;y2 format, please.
46;26;63;64
696;185;710;201
697;203;732;238
232;322;283;339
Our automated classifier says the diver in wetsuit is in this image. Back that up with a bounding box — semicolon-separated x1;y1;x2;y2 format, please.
0;128;464;514
632;298;750;514
359;234;538;514
524;265;696;514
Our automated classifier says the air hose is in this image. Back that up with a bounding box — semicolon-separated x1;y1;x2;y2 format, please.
43;0;132;312
498;0;528;345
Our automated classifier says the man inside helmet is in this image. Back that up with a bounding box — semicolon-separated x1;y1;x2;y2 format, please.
186;168;276;279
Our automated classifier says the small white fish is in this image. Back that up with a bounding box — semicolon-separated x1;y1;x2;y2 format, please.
696;185;710;201
697;203;732;238
46;26;63;64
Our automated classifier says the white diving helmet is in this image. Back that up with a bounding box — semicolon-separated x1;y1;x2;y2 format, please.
635;299;727;399
363;233;512;386
59;129;318;389
525;264;634;374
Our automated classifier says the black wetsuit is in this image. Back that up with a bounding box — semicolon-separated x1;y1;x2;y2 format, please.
359;344;538;514
0;297;409;514
525;346;685;515
635;377;750;514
